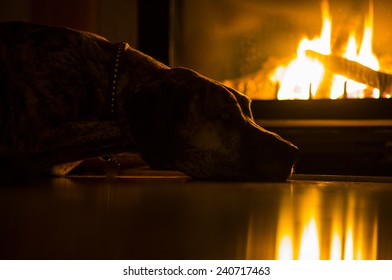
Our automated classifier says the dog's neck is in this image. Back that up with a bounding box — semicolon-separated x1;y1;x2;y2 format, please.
109;42;168;122
109;42;127;119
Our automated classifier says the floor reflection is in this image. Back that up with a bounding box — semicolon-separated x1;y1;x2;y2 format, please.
246;181;381;259
0;177;391;259
274;185;378;259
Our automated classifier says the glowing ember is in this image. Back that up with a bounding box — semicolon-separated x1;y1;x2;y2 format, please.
271;0;380;100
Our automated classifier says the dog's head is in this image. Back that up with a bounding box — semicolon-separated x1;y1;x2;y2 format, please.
127;67;298;181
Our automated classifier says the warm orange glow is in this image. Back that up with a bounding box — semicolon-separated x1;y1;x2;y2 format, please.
330;232;342;260
271;0;380;99
275;189;378;260
344;229;354;260
355;0;380;98
275;188;322;260
277;235;293;260
298;218;320;259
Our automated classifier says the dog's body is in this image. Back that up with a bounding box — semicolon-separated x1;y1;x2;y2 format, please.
0;21;297;181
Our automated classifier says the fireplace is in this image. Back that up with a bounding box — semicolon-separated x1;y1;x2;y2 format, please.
137;0;392;176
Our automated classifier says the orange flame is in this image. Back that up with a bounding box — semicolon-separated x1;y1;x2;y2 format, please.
271;0;380;99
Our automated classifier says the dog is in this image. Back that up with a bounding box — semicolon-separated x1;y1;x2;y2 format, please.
0;21;298;181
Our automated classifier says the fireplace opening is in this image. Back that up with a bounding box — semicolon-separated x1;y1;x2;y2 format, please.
165;0;392;176
221;0;387;100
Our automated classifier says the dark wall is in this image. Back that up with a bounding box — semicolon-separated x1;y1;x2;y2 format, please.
0;0;138;46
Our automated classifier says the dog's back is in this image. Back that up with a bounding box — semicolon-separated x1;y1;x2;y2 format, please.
0;22;114;153
0;22;120;179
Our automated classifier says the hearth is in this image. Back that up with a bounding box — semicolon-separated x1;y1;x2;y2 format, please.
252;99;392;175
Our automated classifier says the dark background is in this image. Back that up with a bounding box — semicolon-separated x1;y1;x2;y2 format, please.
3;0;392;81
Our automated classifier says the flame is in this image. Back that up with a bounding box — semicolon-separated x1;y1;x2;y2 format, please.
271;0;380;99
352;0;380;98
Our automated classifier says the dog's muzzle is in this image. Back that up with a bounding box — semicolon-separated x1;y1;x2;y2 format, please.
238;120;298;181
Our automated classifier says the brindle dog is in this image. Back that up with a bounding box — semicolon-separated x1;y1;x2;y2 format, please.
0;21;298;181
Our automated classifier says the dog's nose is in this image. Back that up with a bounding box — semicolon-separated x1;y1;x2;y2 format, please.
254;135;298;181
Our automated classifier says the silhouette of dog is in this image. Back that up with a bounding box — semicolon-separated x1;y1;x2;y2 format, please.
0;21;297;181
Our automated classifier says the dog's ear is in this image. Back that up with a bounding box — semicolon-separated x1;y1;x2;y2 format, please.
223;85;253;119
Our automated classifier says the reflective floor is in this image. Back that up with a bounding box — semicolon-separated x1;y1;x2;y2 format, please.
1;175;392;259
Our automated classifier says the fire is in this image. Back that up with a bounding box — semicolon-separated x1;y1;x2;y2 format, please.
271;0;380;99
